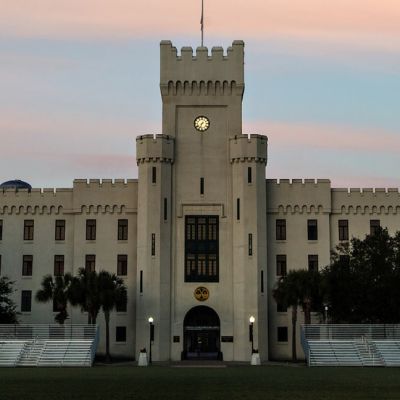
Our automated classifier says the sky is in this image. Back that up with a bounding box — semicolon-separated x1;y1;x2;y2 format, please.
0;0;399;188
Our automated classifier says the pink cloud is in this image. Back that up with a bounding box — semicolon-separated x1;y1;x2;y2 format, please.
1;1;399;51
244;120;400;155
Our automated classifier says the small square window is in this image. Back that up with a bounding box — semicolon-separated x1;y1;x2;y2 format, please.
116;326;126;342
118;219;128;241
21;290;32;312
54;255;64;276
276;255;287;276
277;302;287;313
55;220;66;241
85;255;96;272
277;327;288;342
276;219;286;241
24;220;34;241
22;255;33;276
307;219;318;241
370;220;380;236
308;254;318;272
86;219;96;240
116;297;127;312
117;255;128;276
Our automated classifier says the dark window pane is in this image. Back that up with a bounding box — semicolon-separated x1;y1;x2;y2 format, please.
21;290;32;312
117;254;128;276
276;255;287;276
140;270;143;293
0;255;2;275
308;254;318;272
116;296;127;312
118;219;128;241
116;326;126;342
22;255;33;276
248;233;253;256
277;302;287;312
55;220;66;241
200;177;204;195
247;167;252;184
54;255;64;276
338;219;349;241
86;219;96;240
276;219;286;240
370;220;380;236
85;255;96;272
185;215;219;282
0;219;3;240
151;233;155;256
24;220;34;241
236;198;240;220
152;166;157;184
164;198;168;221
277;327;288;342
261;270;264;293
307;219;318;241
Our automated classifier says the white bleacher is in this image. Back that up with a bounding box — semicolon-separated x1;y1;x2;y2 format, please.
373;341;400;367
0;325;99;367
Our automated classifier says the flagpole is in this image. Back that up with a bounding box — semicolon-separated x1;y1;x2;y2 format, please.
201;0;204;46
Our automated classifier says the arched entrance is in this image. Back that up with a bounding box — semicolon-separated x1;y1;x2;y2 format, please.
182;306;222;360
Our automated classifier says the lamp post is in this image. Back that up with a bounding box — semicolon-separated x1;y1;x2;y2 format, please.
148;317;154;364
249;316;255;354
324;305;328;324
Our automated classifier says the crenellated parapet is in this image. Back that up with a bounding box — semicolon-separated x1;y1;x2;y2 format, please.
160;40;244;97
136;134;174;165
332;187;400;215
229;134;268;164
0;179;138;215
266;179;332;214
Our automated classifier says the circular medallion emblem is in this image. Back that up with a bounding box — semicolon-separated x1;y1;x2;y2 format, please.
194;116;210;132
194;286;209;302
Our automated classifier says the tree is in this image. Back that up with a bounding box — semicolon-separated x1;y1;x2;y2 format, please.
0;277;19;324
323;228;400;323
273;270;322;361
35;274;73;324
69;268;101;325
98;271;127;362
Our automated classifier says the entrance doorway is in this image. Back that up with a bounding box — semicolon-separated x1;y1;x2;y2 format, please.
182;306;222;360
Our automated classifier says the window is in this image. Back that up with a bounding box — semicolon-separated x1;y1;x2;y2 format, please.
307;219;318;240
151;233;155;256
116;326;126;342
276;255;287;276
0;219;3;240
236;198;240;220
277;327;288;342
140;270;143;293
261;270;264;293
276;219;286;240
370;220;380;236
248;234;253;256
54;255;64;276
164;198;168;221
185;216;219;282
339;255;350;265
22;255;33;276
308;254;318;272
117;255;128;276
24;220;34;241
0;255;2;275
85;255;96;272
116;296;127;312
21;290;32;312
338;219;349;241
152;166;157;184
118;219;128;241
55;220;65;241
200;177;204;195
86;219;96;240
277;302;287;313
247;167;252;184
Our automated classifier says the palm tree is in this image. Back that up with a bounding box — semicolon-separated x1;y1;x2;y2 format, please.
98;271;127;362
273;269;322;361
69;268;101;325
35;273;73;324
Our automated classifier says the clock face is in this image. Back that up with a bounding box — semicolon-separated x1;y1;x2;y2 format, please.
194;116;210;132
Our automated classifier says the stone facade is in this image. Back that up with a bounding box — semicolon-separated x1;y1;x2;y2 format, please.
1;40;399;361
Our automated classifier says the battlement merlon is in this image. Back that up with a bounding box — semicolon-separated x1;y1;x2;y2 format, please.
136;134;175;164
229;134;268;164
160;40;245;89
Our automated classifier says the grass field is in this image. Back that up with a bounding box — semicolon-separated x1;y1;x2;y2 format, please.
2;365;400;400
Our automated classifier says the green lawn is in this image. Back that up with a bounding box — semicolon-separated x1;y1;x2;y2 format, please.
2;365;400;400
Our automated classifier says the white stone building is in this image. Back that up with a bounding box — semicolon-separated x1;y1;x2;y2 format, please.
1;40;399;362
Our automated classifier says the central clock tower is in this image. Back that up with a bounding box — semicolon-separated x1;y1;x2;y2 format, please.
136;41;268;361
